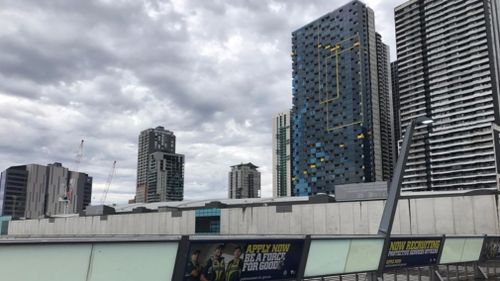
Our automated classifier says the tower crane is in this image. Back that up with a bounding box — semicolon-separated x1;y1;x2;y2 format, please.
100;161;117;205
74;139;84;172
60;139;85;214
68;139;85;199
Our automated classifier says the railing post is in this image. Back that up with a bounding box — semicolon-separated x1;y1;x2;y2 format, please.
171;235;190;281
296;235;311;281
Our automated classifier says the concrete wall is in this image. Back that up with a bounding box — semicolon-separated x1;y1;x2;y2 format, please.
8;211;196;236
6;195;499;236
220;195;499;235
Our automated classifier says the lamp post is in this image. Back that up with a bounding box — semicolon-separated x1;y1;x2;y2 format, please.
373;116;433;279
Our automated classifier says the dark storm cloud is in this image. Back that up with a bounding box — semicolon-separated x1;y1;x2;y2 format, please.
0;0;401;203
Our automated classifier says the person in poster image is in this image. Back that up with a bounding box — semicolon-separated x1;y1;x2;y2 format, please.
226;246;244;281
201;245;226;281
185;250;203;281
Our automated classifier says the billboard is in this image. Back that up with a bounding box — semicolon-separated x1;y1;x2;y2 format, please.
481;237;500;261
184;239;304;281
384;237;443;270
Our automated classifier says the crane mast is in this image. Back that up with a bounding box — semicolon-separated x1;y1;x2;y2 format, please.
100;160;117;205
61;139;85;214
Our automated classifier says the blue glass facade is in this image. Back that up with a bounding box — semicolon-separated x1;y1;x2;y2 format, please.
292;0;388;196
195;208;221;234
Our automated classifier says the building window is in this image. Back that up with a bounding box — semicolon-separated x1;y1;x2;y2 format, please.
195;208;221;234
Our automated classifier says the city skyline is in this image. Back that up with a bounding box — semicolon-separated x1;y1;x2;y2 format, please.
0;0;402;203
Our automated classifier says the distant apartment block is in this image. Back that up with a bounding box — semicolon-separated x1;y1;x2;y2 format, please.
136;126;184;203
228;163;261;199
377;33;396;180
272;110;292;197
0;162;92;218
391;61;401;147
395;0;500;190
291;0;394;196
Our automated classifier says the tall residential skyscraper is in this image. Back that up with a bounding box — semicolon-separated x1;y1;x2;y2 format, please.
228;163;261;199
377;33;396;180
136;126;184;203
0;163;92;218
391;61;401;147
291;0;393;196
395;0;500;190
272;110;293;197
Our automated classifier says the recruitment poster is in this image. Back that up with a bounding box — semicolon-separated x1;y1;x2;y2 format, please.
183;239;304;281
384;237;443;269
481;237;500;260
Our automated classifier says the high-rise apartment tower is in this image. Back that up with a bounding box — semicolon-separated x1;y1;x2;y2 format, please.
291;0;394;195
395;0;500;190
391;61;401;147
272;110;293;197
135;126;184;202
228;163;261;199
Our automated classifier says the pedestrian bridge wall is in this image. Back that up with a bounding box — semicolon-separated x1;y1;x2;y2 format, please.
6;194;499;236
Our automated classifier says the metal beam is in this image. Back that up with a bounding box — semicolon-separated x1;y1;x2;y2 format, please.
375;119;418;275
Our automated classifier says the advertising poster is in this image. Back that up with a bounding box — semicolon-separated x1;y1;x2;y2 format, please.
384;237;443;270
481;237;500;260
184;239;304;281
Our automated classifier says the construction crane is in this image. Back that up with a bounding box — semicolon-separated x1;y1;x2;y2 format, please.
100;160;117;205
61;139;85;214
68;139;85;197
74;139;84;172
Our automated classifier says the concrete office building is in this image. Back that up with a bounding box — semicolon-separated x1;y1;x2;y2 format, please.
391;61;401;146
136;126;184;203
0;163;92;219
395;0;500;190
272;110;293;197
44;163;93;217
228;163;261;199
291;0;394;196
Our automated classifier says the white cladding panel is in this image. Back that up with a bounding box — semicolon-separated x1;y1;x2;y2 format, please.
6;195;500;236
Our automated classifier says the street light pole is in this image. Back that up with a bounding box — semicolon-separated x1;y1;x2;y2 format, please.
373;116;433;279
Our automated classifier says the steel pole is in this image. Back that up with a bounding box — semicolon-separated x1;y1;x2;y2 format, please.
375;119;418;277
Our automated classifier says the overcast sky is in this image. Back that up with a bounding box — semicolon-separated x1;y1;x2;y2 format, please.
0;0;402;204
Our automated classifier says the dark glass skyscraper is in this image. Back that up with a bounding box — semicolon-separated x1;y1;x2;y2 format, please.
291;0;393;196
